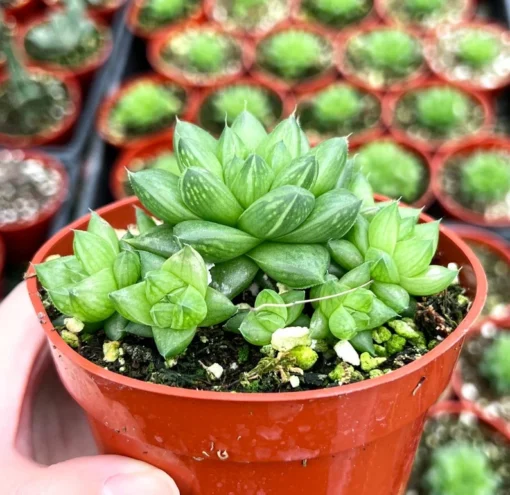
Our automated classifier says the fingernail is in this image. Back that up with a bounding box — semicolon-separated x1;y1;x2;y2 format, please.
102;470;179;495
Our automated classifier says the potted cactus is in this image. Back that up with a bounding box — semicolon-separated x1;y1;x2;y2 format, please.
97;74;191;149
127;0;202;39
42;0;127;23
338;25;426;92
253;23;336;93
297;82;383;146
110;138;178;200
19;0;113;85
294;0;374;31
386;82;491;154
0;149;68;263
425;23;510;92
28;112;485;495
407;402;509;495
452;325;510;436
375;0;474;31
451;226;510;325
351;137;433;208
0;30;81;148
148;23;252;88
432;139;510;227
204;0;291;38
195;79;292;135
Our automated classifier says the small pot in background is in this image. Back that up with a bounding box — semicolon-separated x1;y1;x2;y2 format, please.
42;0;128;23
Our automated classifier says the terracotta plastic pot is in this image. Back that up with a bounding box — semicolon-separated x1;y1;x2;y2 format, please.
4;0;42;22
251;21;338;95
336;23;429;93
110;136;174;201
192;77;295;135
0;150;68;264
295;81;385;148
18;12;113;87
96;73;197;149
0;69;81;148
451;326;510;437
27;195;486;495
126;0;204;40
383;80;493;155
431;138;510;227
147;22;254;88
449;225;510;326
42;0;127;23
204;0;292;39
424;22;510;93
350;135;435;210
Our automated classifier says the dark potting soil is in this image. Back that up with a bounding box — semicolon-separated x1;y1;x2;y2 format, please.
442;156;510;221
394;90;485;142
24;23;108;69
0;75;71;137
298;90;381;141
406;411;510;494
458;328;510;424
0;150;63;227
300;0;372;28
47;284;470;393
138;0;200;30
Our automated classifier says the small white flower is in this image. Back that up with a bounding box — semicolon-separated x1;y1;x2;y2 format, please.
334;340;360;366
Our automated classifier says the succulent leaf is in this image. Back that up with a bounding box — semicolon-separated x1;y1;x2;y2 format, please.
174;119;218;154
87;212;120;256
400;266;458;296
176;138;224;179
232;109;268;151
73;230;117;276
124;224;181;258
368;202;400;255
113;251;141;289
217;124;249;167
328;239;364;270
109;282;154;326
312;137;348;196
153;326;197;359
210;256;260;299
271;154;318;191
200;287;238;327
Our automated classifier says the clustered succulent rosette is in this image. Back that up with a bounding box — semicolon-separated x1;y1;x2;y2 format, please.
480;334;510;396
35;112;457;369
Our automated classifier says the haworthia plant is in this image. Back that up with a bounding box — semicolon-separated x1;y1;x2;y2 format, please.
36;111;457;359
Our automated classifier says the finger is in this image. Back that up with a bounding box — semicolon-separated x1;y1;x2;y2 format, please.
9;455;180;495
0;283;48;456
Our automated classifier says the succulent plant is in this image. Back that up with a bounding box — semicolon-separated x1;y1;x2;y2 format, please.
405;0;443;16
416;87;470;131
480;333;510;395
36;112;457;360
257;29;333;82
355;141;426;203
313;85;362;125
460;152;510;204
110;82;184;137
24;0;101;67
457;30;501;69
139;0;198;29
426;442;500;495
300;0;372;28
162;28;241;76
220;0;290;32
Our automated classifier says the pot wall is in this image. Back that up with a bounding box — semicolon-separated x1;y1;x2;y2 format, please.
27;197;486;495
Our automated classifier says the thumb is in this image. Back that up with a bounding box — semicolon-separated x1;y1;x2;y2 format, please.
15;455;180;495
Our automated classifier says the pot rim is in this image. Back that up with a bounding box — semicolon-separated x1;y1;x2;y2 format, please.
27;194;487;403
147;21;254;88
0;150;69;234
424;21;510;92
431;137;510;227
335;21;430;93
17;11;114;79
0;68;81;148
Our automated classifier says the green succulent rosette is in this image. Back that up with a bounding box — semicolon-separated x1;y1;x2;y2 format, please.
36;111;457;360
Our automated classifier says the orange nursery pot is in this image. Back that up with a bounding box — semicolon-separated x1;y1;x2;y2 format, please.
42;0;127;23
0;69;81;148
431;138;510;227
251;21;338;95
1;150;68;264
17;12;113;87
147;22;254;88
4;0;42;22
336;23;429;94
27;195;486;495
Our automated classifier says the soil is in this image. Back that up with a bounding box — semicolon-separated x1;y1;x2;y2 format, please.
160;30;243;83
199;85;283;135
138;0;200;30
441;152;510;221
0;73;72;137
298;88;381;141
0;150;62;227
45;281;470;393
383;0;468;29
393;89;485;142
458;327;510;424
299;0;372;29
24;22;108;69
406;410;510;494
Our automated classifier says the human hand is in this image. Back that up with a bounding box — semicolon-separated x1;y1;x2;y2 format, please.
0;283;180;494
